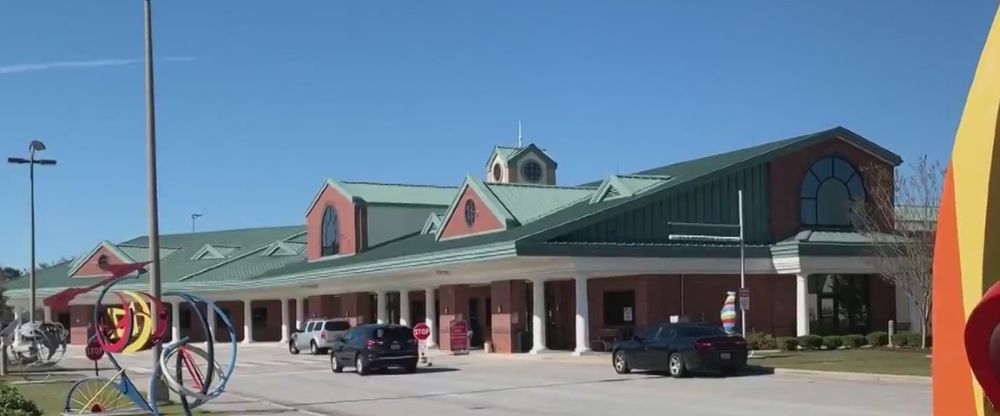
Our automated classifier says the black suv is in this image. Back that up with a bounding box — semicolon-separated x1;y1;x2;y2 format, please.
329;324;418;375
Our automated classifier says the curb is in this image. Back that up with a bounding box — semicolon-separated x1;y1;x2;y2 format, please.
770;367;930;384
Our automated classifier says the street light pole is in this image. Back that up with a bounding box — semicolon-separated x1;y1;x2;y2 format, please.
8;141;56;325
191;213;202;233
143;0;168;403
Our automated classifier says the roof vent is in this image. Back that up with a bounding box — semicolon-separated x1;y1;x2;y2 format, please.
190;244;239;260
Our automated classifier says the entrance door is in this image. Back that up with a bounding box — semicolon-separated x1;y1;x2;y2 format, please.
814;274;870;334
544;281;575;350
468;298;483;347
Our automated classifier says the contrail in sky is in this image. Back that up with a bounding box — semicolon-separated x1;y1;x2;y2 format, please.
0;56;196;75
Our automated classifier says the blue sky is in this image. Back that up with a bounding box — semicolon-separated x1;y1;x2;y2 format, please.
0;1;995;268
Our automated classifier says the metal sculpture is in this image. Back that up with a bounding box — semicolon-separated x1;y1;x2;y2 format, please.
60;274;237;415
1;318;69;380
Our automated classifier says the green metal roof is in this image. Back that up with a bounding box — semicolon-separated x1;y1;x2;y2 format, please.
589;174;672;204
485;144;558;168
485;183;595;224
339;181;457;206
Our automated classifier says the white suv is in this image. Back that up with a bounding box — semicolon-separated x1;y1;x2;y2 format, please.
289;319;352;355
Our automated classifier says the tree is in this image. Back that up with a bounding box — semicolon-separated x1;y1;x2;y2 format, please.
2;267;24;281
852;155;942;349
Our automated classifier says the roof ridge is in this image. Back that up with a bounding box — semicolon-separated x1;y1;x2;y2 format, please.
614;174;672;180
341;181;458;189
485;182;597;190
145;225;304;239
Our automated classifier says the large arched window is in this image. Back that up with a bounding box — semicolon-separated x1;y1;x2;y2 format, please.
800;156;866;226
321;206;339;256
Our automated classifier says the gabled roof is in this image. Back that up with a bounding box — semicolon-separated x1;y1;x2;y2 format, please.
305;179;457;216
67;240;134;277
421;212;443;235
485;183;595;224
190;244;240;260
485;143;557;169
262;241;306;257
590;175;672;204
436;176;518;240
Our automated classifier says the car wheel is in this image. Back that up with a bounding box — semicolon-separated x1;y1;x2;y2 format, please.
330;353;342;373
288;341;300;355
356;355;368;376
310;341;319;355
668;353;688;378
612;351;631;374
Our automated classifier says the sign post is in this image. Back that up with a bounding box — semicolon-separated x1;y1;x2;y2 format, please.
413;322;431;366
449;320;468;355
739;288;751;311
85;339;104;377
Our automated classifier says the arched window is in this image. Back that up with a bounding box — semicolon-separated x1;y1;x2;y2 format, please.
521;161;542;182
321;206;339;256
464;199;477;226
800;156;866;226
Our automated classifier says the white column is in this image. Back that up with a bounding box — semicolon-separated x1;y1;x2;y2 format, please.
13;308;22;343
399;291;410;326
796;274;809;336
294;297;305;330
171;300;181;342
530;278;547;354
42;306;52;323
280;298;290;343
376;291;388;324
573;276;591;356
206;302;217;342
425;288;437;348
242;299;254;344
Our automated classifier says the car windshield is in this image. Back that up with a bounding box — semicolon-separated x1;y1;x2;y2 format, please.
325;321;350;331
676;326;726;338
374;326;413;341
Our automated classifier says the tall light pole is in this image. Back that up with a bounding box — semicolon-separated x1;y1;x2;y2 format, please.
191;213;202;233
143;0;168;403
8;140;57;325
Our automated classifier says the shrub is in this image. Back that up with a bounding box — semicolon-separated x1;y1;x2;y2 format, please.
906;332;931;348
891;332;910;347
866;331;889;347
798;335;823;350
842;334;868;349
746;332;777;350
778;337;799;351
822;335;844;350
777;336;798;351
0;384;42;416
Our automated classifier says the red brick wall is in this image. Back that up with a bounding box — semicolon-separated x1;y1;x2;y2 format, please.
437;284;470;351
338;293;374;326
869;276;897;332
439;187;504;239
215;301;245;342
250;300;282;342
306;185;358;260
490;280;528;353
69;305;94;345
769;137;895;241
306;295;339;319
72;246;126;278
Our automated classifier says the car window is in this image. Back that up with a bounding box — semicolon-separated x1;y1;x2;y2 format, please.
656;326;675;340
308;322;318;332
636;326;660;340
325;321;351;331
676;325;726;338
374;326;413;341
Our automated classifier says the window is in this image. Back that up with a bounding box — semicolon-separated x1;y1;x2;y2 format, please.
307;322;318;332
492;163;502;181
179;309;192;330
321;206;339;256
522;161;542;182
97;254;109;270
252;307;268;329
216;308;231;329
324;321;351;331
800;156;865;226
602;290;636;325
464;199;477;226
636;325;660;340
676;325;726;338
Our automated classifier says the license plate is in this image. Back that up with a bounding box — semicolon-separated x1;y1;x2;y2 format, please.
720;352;731;360
390;344;400;350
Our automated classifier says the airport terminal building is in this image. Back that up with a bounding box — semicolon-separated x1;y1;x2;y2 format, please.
3;126;922;354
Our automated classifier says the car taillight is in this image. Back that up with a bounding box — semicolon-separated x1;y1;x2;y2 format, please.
695;340;714;351
366;339;381;349
320;330;327;339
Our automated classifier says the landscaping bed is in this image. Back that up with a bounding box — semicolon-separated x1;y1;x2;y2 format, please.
748;348;930;377
0;376;210;415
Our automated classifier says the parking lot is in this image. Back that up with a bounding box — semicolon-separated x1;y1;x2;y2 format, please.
57;344;930;416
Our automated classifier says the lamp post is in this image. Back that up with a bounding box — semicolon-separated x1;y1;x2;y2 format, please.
142;0;169;403
8;140;57;325
191;213;202;233
667;189;747;336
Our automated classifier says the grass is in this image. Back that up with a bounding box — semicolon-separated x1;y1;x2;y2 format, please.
1;375;211;415
748;348;930;377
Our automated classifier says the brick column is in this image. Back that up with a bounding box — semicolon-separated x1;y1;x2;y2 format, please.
490;280;528;353
438;284;469;351
399;291;410;326
425;288;437;348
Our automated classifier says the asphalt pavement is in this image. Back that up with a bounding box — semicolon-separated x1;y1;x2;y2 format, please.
54;343;930;416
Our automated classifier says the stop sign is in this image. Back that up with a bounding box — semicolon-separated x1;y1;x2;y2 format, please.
85;339;104;361
412;322;431;341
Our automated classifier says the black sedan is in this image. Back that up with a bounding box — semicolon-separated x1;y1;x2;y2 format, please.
611;322;748;378
329;324;419;375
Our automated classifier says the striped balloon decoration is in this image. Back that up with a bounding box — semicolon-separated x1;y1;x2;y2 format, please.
720;291;737;335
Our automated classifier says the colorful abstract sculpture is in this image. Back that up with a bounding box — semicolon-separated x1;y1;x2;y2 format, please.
933;5;1000;416
721;291;737;335
60;273;237;415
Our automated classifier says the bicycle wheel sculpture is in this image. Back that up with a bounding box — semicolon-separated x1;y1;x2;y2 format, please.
1;318;69;381
62;274;238;416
